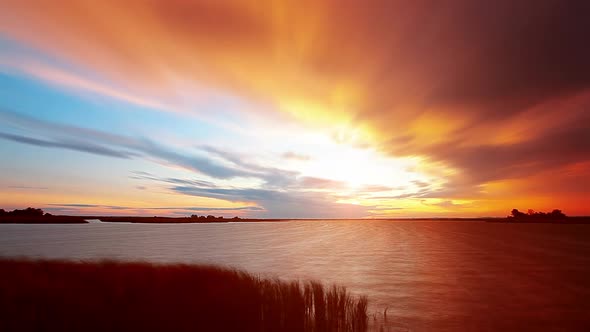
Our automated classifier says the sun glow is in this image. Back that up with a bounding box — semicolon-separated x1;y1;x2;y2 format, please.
299;142;430;190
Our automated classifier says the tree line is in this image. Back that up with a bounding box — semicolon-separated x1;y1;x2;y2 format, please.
510;208;567;219
0;207;51;217
190;214;241;220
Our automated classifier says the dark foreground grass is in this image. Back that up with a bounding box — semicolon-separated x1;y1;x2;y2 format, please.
0;259;368;332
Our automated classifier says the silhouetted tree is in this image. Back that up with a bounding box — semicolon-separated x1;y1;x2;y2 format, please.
0;209;5;216
10;207;44;217
509;208;567;221
206;215;216;220
550;209;566;218
511;209;525;218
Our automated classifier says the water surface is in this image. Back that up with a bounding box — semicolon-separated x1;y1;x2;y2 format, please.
1;220;589;331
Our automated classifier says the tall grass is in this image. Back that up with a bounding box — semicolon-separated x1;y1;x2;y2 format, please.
0;259;367;332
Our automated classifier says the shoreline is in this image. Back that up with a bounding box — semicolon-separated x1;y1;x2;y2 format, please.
2;216;590;224
0;215;88;224
81;216;590;224
485;216;590;224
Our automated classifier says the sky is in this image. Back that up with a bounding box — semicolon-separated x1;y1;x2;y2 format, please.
0;0;589;218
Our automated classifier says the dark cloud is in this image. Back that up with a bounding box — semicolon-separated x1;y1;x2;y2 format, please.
0;131;134;158
352;1;590;196
7;185;48;190
432;115;590;186
49;204;104;208
345;0;590;113
136;138;254;179
370;188;433;200
172;185;368;218
200;145;300;187
49;203;263;211
131;172;368;218
414;185;482;200
46;203;264;215
418;1;590;109
55;204;128;210
172;186;280;203
0;110;274;180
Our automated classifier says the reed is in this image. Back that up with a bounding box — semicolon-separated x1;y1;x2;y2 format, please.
0;259;368;332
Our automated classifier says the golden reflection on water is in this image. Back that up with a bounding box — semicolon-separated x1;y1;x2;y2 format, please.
1;220;590;331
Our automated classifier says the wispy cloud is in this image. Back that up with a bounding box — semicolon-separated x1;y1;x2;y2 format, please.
0;131;135;158
45;203;264;217
1;0;589;215
1;110;370;217
7;185;48;190
131;172;369;219
282;151;311;161
49;203;263;212
0;56;169;112
171;185;369;219
296;177;346;190
0;110;256;179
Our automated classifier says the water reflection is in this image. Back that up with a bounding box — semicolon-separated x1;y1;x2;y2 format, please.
1;220;590;331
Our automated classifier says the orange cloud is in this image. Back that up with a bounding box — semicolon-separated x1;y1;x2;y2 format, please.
0;56;170;111
1;0;589;215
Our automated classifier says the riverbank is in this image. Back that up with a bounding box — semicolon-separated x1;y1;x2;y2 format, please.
485;216;590;224
0;215;87;223
98;216;284;223
94;217;508;224
0;259;368;332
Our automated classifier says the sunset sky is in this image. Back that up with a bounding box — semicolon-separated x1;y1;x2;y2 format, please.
1;0;588;218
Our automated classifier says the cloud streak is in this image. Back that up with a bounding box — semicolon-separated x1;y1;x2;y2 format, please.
0;110;256;179
43;203;264;218
0;0;589;215
170;184;369;219
0;131;135;158
1;110;370;217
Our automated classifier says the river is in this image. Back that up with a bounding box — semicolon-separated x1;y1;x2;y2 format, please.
1;220;589;331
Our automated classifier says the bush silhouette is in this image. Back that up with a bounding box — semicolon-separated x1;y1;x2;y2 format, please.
0;207;85;223
509;208;567;220
3;207;45;217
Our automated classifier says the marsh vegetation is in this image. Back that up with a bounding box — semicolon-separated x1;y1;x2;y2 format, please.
0;259;368;332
